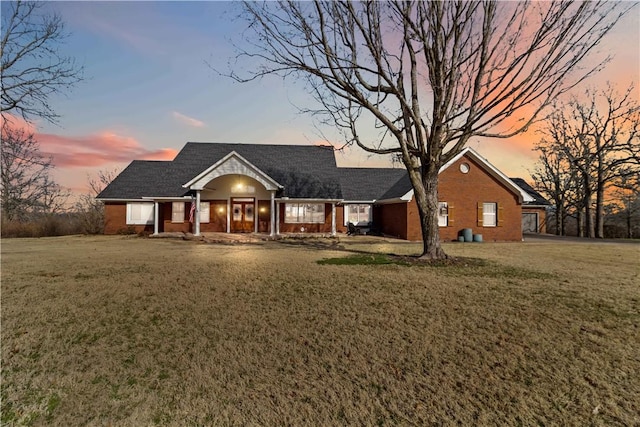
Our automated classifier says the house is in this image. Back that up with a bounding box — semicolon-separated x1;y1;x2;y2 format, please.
97;142;545;241
509;178;551;234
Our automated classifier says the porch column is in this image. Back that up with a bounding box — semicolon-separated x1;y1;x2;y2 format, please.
254;199;258;233
194;191;201;236
276;201;280;235
331;202;336;237
270;191;275;237
153;201;159;235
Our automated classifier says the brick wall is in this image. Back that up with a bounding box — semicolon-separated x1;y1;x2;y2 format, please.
200;200;227;232
376;155;524;242
375;203;408;240
435;155;522;241
104;203;153;235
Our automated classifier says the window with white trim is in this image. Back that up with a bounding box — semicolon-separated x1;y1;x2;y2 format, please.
438;202;448;227
284;203;325;223
483;202;497;227
172;202;185;223
344;204;371;225
126;202;154;225
199;202;210;223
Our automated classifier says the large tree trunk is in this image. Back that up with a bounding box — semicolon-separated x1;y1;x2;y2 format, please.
412;164;447;260
595;165;605;238
577;209;584;237
583;172;594;238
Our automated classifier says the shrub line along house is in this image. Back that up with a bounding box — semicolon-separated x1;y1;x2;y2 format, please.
97;142;548;241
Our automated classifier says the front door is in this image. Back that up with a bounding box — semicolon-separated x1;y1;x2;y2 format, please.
231;198;255;233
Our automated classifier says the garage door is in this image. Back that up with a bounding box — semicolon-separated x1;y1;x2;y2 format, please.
522;213;538;233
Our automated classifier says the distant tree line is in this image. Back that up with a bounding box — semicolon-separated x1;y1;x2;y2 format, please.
531;84;640;239
1;0;97;237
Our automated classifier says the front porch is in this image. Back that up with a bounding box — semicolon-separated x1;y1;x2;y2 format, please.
150;231;341;243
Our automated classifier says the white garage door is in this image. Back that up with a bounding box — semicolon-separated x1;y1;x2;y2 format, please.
522;213;538;233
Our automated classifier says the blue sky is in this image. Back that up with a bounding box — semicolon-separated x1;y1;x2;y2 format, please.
5;1;639;195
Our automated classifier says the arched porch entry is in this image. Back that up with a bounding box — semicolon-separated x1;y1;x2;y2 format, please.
182;151;281;236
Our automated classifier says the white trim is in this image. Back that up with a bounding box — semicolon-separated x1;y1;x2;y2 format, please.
153;202;159;235
340;200;376;204
331;203;336;236
98;198;159;202
183;151;282;191
375;196;413;205
276;198;342;203
270;191;275;237
194;191;201;236
142;196;191;202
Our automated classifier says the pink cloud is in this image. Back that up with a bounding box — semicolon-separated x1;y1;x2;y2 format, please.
36;131;177;168
0;114;38;134
172;111;206;128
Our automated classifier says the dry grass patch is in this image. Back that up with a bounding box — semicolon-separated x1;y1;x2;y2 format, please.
1;235;639;426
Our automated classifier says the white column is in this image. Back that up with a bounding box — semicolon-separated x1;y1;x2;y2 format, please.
153;201;159;235
331;202;336;237
194;191;201;236
254;199;258;233
276;201;280;236
270;191;275;237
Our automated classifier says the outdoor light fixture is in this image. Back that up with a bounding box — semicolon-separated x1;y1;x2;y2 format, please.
259;207;267;213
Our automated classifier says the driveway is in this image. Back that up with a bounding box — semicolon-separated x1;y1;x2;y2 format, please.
523;233;640;245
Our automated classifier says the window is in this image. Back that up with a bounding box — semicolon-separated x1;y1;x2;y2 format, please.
172;202;185;223
126;202;154;225
199;202;210;223
438;202;448;227
345;204;371;225
482;202;497;227
284;203;325;223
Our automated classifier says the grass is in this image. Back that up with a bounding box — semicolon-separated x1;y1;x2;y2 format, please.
1;235;639;426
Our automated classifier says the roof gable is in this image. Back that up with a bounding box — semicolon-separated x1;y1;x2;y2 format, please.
183;151;281;191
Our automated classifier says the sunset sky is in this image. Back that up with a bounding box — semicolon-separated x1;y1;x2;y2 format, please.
4;1;639;196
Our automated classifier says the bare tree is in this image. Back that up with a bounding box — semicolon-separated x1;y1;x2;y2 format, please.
537;84;640;238
0;123;67;221
608;171;640;238
74;168;119;234
531;143;576;236
1;0;83;124
231;1;631;258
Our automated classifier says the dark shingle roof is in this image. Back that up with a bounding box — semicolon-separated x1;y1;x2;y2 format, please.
510;178;550;206
98;142;344;200
97;161;176;199
337;168;408;201
99;142;552;206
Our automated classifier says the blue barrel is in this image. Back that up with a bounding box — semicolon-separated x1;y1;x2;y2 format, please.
462;228;473;242
458;235;465;242
473;234;483;242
